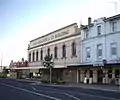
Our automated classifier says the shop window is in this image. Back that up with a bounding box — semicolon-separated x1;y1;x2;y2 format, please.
115;69;119;78
90;70;93;78
108;70;112;78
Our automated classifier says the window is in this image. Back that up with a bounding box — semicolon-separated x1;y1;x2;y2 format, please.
111;43;117;56
54;46;57;59
40;49;43;60
47;48;50;56
29;53;31;62
32;52;35;61
85;29;89;38
97;26;101;35
97;44;102;59
86;47;90;59
36;51;38;61
71;42;76;57
62;44;66;58
112;22;117;32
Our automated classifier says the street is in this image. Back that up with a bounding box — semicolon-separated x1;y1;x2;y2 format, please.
0;78;120;100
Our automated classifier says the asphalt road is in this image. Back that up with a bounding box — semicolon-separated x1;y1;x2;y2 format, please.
0;78;120;100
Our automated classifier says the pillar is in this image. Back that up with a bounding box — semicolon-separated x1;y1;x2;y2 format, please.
80;70;84;82
93;69;97;83
86;70;90;78
31;51;33;62
112;69;115;79
105;69;108;84
76;69;79;83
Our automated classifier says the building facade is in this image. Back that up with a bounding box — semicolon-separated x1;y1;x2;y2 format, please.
78;15;120;85
27;23;81;83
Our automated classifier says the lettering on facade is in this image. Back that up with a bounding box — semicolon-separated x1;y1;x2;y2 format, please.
32;30;69;46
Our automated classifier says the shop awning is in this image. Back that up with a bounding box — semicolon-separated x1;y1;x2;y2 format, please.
10;65;66;70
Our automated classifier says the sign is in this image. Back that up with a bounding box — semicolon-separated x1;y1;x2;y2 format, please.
32;30;69;47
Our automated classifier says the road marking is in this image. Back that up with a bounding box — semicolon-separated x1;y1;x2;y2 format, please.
64;93;81;100
32;87;36;90
0;83;62;100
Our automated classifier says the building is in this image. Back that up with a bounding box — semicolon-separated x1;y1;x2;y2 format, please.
9;58;28;78
71;14;120;85
27;23;81;83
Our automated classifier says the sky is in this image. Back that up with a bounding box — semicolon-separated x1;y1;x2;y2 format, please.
0;0;120;66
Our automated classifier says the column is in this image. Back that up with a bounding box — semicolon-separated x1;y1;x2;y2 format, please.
112;69;115;79
34;51;36;61
105;69;108;84
93;69;97;83
86;70;90;78
103;69;106;84
31;51;33;62
80;70;84;82
76;69;79;83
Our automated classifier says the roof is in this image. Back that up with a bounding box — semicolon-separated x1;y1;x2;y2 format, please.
105;14;120;21
80;23;94;30
30;23;77;42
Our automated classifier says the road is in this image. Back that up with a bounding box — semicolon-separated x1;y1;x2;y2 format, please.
0;78;120;100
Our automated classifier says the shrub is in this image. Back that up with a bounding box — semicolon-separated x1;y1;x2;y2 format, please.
0;73;7;78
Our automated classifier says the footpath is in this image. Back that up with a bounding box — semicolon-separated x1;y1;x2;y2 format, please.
16;78;120;92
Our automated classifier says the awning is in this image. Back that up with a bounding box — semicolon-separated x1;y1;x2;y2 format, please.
10;65;66;70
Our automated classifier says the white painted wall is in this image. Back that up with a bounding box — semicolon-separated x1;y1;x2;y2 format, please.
81;16;120;65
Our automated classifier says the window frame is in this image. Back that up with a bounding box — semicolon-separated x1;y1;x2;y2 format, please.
40;49;43;60
110;42;117;57
36;51;39;61
112;21;117;32
97;44;102;59
86;47;91;60
29;53;31;62
62;44;66;58
32;52;35;62
97;25;101;35
71;41;76;57
54;46;58;59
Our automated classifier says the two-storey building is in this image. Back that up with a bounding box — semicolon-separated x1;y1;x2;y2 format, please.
74;14;120;85
27;23;81;83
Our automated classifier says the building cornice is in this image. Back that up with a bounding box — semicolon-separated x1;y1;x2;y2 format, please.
28;32;81;50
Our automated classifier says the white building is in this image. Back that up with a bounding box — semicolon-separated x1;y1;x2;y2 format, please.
79;14;120;84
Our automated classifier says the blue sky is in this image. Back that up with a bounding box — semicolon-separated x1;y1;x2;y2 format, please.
0;0;119;66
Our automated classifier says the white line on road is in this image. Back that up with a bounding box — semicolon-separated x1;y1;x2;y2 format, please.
32;87;36;90
64;93;81;100
0;83;62;100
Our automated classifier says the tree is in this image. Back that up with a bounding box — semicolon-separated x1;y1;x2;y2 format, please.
42;54;54;83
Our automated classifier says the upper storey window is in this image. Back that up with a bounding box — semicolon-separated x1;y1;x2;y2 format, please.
112;21;117;32
97;25;101;35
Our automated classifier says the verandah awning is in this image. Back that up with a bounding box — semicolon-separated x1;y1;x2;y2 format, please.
10;65;66;70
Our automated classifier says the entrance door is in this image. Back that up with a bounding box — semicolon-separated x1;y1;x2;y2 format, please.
97;70;103;83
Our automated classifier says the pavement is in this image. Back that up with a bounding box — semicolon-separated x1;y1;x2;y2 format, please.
0;78;120;100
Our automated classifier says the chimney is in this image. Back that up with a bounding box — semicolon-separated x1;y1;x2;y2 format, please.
88;17;92;25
